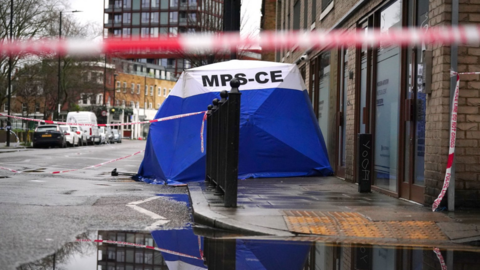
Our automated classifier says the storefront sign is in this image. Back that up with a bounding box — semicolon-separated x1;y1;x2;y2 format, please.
357;133;372;193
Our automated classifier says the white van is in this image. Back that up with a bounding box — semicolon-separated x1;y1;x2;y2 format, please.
66;111;100;145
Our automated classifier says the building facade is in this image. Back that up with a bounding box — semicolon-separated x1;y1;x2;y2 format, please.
103;0;224;75
110;59;176;139
269;0;480;207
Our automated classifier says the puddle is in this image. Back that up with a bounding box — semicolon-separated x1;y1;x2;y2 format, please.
22;168;46;173
17;226;480;270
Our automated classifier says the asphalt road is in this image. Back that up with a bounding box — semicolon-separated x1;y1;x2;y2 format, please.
0;140;190;270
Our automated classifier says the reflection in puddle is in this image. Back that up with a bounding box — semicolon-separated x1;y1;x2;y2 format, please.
16;194;480;269
18;227;480;270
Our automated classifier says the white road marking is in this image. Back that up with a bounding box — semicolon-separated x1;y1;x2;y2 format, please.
126;205;166;220
128;196;161;205
23;159;30;162
31;180;46;182
126;197;170;230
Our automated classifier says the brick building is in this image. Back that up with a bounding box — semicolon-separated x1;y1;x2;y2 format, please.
109;59;176;138
266;0;480;207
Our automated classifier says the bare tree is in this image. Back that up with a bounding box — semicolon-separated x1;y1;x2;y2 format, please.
0;0;65;106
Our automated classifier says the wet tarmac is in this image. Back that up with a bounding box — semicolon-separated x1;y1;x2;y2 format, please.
14;193;480;270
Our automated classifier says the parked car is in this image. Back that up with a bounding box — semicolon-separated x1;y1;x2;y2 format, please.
111;129;122;143
70;125;87;146
59;125;78;146
66;112;100;145
33;125;66;148
98;126;108;144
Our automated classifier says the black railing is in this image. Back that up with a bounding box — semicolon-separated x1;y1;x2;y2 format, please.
205;79;241;207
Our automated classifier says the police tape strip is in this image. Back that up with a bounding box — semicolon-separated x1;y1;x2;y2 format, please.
0;111;205;127
0;166;20;173
432;71;480;212
1;26;480;56
51;150;145;174
200;112;207;153
433;248;447;270
76;239;202;260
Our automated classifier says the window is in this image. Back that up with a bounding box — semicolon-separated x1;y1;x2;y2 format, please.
150;86;153;96
293;0;300;30
142;12;150;23
160;12;168;24
123;82;127;92
149;103;152;109
312;0;317;23
116;100;120;106
142;0;149;8
116;81;121;92
163;88;167;96
22;103;27;112
123;28;131;37
131;83;135;93
151;0;160;8
303;0;307;29
169;88;171;93
115;0;122;8
123;13;132;23
322;0;333;11
157;87;161;96
151;12;159;23
136;102;139;108
35;103;40;112
137;84;141;94
170;0;178;8
131;101;135;107
145;85;148;95
97;94;103;105
113;29;122;37
170;12;178;23
151;27;159;37
123;0;132;8
114;15;122;23
141;27;149;37
157;103;160;108
122;100;125;106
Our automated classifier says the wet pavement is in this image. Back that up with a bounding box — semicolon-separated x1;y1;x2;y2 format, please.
188;177;480;249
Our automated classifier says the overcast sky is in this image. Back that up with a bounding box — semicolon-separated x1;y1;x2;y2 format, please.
67;0;262;37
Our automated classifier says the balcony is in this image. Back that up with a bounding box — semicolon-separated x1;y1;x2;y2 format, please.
105;20;113;28
188;3;197;10
179;18;187;26
105;5;114;12
114;21;122;27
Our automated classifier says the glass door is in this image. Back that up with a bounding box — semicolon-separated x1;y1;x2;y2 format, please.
401;0;428;202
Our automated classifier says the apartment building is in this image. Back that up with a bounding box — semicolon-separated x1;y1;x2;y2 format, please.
268;0;480;207
103;0;224;76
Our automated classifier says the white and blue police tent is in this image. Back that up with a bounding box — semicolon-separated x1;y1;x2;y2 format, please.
137;60;333;185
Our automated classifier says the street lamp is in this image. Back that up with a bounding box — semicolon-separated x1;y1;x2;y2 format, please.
6;0;13;147
56;10;82;121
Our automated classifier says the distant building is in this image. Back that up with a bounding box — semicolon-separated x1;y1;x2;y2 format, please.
103;0;225;76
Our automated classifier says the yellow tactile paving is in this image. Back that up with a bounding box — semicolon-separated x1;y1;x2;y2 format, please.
283;211;448;240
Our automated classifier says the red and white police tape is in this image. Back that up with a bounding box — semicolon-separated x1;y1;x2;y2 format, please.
0;111;205;127
433;248;447;270
0;166;20;173
200;112;207;153
2;26;480;56
76;239;202;260
0;150;144;174
51;150;145;174
432;71;480;212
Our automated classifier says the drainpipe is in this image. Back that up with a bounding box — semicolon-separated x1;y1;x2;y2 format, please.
448;0;458;212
